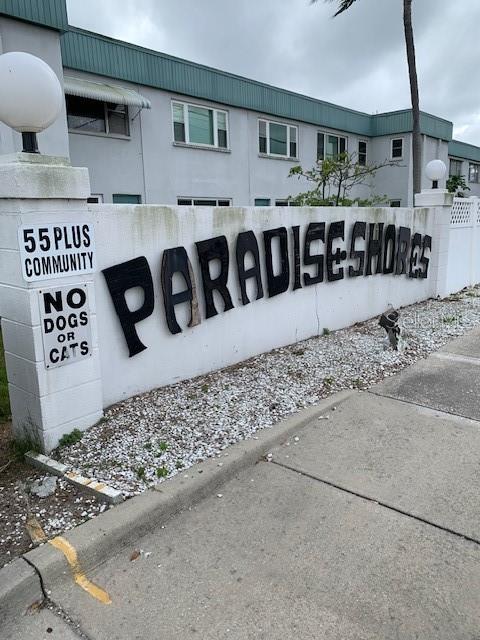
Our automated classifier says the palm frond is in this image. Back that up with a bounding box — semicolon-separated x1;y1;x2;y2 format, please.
311;0;358;17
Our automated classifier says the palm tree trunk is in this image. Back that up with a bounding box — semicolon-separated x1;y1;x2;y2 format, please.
403;0;422;199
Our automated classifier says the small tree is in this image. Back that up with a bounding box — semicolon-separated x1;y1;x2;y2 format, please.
446;174;470;197
288;152;400;206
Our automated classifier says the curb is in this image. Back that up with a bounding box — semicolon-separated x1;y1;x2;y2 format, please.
0;558;43;626
25;452;123;504
1;390;352;608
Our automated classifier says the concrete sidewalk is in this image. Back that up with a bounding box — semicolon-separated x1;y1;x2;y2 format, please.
4;328;480;639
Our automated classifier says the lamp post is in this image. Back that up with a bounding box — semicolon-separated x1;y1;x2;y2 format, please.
0;51;63;154
425;159;447;190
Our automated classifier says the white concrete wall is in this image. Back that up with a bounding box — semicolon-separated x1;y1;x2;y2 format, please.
91;203;437;407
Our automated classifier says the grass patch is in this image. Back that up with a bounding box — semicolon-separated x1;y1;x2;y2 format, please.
0;331;11;422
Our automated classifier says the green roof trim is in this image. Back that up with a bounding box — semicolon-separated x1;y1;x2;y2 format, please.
61;27;454;141
0;0;68;31
371;110;452;141
449;140;480;163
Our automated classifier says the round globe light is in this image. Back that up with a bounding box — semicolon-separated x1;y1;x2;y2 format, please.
0;52;63;133
425;159;447;183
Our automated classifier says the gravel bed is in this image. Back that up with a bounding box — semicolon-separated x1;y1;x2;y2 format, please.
0;472;105;568
57;288;480;497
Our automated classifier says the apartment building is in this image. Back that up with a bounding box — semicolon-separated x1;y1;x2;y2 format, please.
1;0;480;207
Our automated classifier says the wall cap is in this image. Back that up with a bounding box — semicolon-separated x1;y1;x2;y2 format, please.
0;154;90;200
414;190;454;207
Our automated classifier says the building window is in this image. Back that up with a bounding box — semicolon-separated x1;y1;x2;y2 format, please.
358;140;367;166
391;138;403;159
113;194;142;204
317;133;347;160
66;96;129;136
172;101;228;149
390;200;401;207
274;199;299;207
469;164;480;183
177;198;231;206
87;194;103;203
254;198;271;206
258;119;298;159
449;159;463;177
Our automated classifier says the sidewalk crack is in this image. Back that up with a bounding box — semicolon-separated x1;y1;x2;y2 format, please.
22;557;94;640
271;460;480;547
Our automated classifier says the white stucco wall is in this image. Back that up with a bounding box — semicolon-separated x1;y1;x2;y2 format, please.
91;204;436;407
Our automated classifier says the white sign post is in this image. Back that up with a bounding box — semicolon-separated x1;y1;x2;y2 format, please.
39;284;93;369
0;155;104;452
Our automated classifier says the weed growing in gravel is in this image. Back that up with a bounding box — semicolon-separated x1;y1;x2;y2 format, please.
144;442;152;451
175;459;184;469
58;429;83;448
158;441;169;453
0;331;10;422
156;466;168;478
322;328;331;336
10;436;41;461
136;466;146;480
293;348;305;356
323;376;334;386
201;384;209;393
442;315;457;325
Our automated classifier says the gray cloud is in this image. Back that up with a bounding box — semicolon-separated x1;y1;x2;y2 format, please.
66;0;480;144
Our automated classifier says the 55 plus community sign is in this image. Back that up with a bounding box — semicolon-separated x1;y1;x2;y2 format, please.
18;223;96;281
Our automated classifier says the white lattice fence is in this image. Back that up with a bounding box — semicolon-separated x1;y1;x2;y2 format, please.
447;197;480;294
450;198;474;226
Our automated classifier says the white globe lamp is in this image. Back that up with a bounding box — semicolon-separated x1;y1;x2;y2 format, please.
0;51;63;153
425;159;447;189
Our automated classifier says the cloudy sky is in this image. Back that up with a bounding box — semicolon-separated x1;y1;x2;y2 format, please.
66;0;480;144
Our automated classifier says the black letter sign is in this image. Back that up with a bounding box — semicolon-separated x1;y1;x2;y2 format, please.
396;226;411;275
382;224;396;274
195;236;234;319
102;256;154;357
161;247;200;334
235;231;264;305
263;227;290;297
303;223;325;286
365;223;384;276
348;221;366;277
326;221;346;282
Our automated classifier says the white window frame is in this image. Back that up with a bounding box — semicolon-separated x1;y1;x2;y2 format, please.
177;197;232;206
469;163;479;184
87;194;104;203
67;97;130;138
258;118;298;159
391;137;404;160
172;101;229;150
358;140;367;165
317;132;348;160
449;158;463;177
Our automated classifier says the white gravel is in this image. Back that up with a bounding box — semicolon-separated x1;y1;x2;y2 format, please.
58;287;480;497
